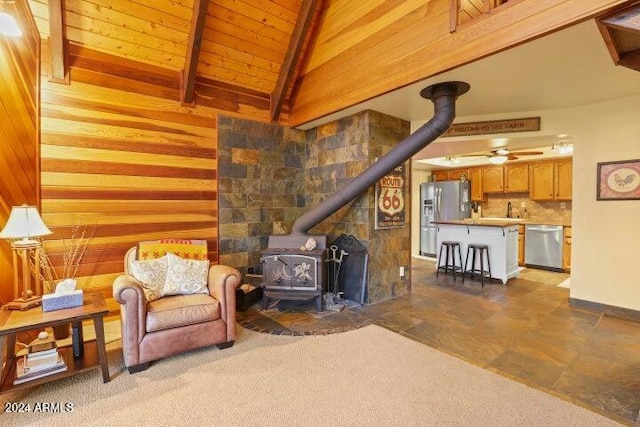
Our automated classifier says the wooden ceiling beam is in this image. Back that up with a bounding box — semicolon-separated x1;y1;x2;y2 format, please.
271;0;319;122
47;0;69;84
597;3;640;72
181;0;209;105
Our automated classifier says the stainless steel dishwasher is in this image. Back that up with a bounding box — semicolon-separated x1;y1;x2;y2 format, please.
525;225;564;271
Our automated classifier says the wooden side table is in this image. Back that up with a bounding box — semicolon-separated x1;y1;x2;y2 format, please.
0;292;110;393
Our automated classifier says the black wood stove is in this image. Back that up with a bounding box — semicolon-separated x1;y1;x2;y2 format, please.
261;235;327;311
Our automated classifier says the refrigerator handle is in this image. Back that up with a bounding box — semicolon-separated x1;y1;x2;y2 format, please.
436;188;441;220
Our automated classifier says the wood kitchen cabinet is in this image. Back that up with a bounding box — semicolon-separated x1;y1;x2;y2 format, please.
530;159;573;200
555;159;573;200
449;168;469;181
504;163;529;192
468;167;484;201
432;170;449;181
431;168;469;182
518;225;525;266
482;166;504;193
563;226;571;272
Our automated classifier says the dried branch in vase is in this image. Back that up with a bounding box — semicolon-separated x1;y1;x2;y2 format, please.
62;222;98;280
29;221;99;294
30;247;58;294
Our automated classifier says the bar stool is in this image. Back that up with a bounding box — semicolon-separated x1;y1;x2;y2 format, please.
436;241;464;281
463;243;492;287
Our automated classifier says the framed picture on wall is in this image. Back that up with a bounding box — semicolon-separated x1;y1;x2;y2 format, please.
596;159;640;200
375;164;406;229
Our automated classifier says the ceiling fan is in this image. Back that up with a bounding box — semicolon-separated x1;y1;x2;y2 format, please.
462;148;544;164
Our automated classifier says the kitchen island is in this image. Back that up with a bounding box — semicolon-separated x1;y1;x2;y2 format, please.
433;219;523;284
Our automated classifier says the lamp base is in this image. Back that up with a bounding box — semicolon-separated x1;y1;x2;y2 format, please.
2;296;42;311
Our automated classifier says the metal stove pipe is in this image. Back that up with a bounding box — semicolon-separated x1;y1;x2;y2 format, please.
291;81;470;235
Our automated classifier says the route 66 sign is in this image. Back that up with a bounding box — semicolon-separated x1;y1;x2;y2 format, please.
375;164;406;229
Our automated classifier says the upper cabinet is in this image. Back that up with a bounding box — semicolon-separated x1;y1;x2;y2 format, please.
504;163;529;192
530;159;572;200
449;168;469;181
468;168;483;202
555;159;573;200
431;158;572;200
481;164;529;194
482;166;504;193
431;168;468;181
432;170;450;181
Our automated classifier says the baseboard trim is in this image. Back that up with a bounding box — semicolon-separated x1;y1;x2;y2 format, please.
569;298;640;322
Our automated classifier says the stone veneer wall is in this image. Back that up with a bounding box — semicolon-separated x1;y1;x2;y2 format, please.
218;111;411;304
366;111;412;302
305;110;411;303
217;116;306;274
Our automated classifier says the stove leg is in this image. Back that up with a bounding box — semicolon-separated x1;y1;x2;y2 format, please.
262;295;269;310
315;295;323;312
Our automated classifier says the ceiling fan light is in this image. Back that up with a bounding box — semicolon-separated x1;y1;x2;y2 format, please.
552;139;573;155
560;144;573;154
495;148;510;155
488;155;508;165
443;155;460;167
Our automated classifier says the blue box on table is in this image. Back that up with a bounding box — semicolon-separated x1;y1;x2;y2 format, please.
42;290;84;312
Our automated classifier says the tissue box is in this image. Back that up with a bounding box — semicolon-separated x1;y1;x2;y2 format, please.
42;290;84;312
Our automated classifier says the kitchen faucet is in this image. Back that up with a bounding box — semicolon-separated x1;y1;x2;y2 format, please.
507;202;512;218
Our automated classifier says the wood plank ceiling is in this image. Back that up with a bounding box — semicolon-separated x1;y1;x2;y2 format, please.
27;0;321;123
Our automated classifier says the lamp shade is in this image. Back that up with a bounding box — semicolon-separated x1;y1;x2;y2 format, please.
0;11;22;37
0;205;52;242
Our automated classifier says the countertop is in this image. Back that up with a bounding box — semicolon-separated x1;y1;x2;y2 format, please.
432;219;572;227
433;219;524;228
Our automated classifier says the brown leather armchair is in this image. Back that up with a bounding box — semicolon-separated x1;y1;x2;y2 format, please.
113;247;241;373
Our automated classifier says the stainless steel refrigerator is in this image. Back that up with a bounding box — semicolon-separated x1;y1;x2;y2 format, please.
420;180;471;257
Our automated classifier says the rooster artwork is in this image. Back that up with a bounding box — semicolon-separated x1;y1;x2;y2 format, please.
612;172;636;189
598;160;640;200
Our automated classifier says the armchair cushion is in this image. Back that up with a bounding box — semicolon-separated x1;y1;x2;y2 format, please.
146;294;220;332
128;255;169;302
162;253;209;297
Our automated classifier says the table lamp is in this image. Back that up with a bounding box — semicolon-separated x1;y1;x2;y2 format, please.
0;205;52;310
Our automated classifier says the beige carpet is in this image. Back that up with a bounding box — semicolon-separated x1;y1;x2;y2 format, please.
1;325;621;426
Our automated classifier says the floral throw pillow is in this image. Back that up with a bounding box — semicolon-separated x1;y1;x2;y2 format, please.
128;255;169;302
162;252;209;297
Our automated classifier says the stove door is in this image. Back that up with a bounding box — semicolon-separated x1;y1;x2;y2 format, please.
262;254;318;290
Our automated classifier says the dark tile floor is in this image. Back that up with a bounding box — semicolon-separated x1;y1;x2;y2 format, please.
237;258;640;425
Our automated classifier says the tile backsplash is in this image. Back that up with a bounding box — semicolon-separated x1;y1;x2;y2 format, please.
478;193;572;225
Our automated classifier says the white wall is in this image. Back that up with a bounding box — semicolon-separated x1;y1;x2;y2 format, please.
410;94;640;311
570;95;640;311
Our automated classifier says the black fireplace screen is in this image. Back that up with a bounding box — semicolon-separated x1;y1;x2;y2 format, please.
329;234;368;305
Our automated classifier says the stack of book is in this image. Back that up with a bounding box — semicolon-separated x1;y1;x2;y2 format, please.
14;336;68;385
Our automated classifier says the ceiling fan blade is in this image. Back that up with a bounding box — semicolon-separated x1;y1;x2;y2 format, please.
460;154;488;158
507;155;518;160
509;151;543;156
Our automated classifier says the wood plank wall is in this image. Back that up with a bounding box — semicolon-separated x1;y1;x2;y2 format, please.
0;0;40;306
290;0;629;126
38;72;226;297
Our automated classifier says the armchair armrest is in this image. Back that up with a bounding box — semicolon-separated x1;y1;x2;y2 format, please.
113;274;148;347
207;265;241;337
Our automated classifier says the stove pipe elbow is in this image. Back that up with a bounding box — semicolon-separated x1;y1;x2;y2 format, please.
291;81;470;236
